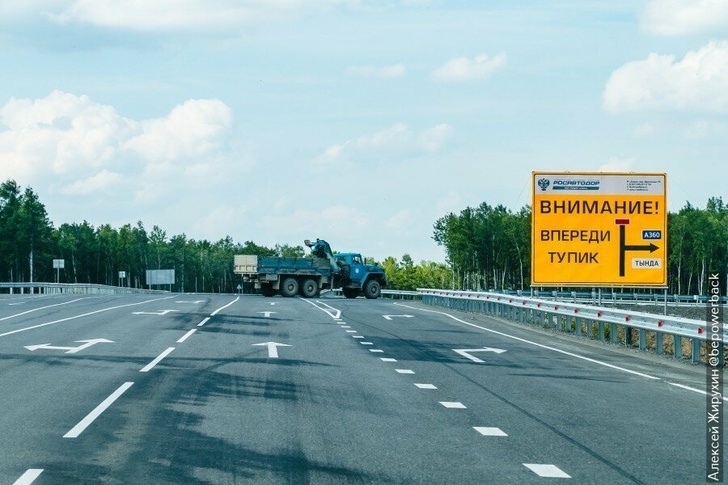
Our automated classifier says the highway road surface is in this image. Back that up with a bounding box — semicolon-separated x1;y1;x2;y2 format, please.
0;292;718;484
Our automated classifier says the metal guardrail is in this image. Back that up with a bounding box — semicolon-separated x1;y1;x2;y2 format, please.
490;288;728;305
324;289;421;300
418;289;724;365
0;282;166;295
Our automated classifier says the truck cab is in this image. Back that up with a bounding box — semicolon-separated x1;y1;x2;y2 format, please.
334;252;387;299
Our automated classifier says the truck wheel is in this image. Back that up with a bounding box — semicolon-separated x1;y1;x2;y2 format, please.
363;279;381;299
280;277;299;297
343;288;358;299
261;285;276;297
300;278;319;298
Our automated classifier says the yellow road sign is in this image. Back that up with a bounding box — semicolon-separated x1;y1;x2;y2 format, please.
531;172;667;286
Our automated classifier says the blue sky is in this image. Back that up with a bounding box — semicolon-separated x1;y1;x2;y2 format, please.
1;0;727;263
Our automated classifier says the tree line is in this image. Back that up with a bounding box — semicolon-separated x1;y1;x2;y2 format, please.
4;178;724;295
433;197;728;295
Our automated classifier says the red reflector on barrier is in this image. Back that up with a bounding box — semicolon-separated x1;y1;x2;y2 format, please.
625;316;630;322
657;321;663;327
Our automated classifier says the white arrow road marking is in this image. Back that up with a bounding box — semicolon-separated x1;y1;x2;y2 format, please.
453;347;507;363
252;342;291;358
259;311;276;318
25;338;114;354
382;314;414;320
132;310;179;315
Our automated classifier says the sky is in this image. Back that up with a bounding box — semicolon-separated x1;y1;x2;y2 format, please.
1;0;727;264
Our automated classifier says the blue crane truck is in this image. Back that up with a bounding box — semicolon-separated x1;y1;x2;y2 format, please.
233;239;387;299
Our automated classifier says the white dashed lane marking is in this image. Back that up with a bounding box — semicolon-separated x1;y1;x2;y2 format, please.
523;464;571;478
395;369;415;374
439;401;466;409
474;427;507;436
380;358;397;362
414;383;437;389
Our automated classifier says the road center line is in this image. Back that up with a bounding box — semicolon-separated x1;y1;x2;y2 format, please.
177;329;197;343
140;347;175;373
396;303;660;380
197;317;211;327
210;297;239;316
12;469;44;485
63;382;134;438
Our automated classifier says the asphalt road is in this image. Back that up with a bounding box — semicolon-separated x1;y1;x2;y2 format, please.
0;292;719;484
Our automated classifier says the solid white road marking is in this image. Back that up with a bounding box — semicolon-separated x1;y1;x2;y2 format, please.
0;298;83;322
175;300;204;304
177;329;196;343
140;347;175;373
0;297;173;339
667;382;728;401
13;469;44;485
197;317;210;327
440;401;467;409
259;311;276;318
380;358;397;362
415;383;437;389
396;304;660;380
474;427;507;436
395;369;415;374
252;341;291;358
523;464;571;478
301;299;342;319
64;382;134;438
211;297;239;316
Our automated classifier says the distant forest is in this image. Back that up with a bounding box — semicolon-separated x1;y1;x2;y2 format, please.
2;178;726;295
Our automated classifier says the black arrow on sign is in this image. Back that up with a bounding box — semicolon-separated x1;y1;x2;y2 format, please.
618;223;660;277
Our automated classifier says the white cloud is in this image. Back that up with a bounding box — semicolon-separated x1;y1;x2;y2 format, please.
346;64;406;78
123;99;232;167
633;123;657;138
6;0;404;33
59;169;121;195
0;91;235;198
431;53;507;82
598;157;636;172
315;123;453;166
0;90;131;179
419;124;453;152
641;0;728;36
603;41;728;113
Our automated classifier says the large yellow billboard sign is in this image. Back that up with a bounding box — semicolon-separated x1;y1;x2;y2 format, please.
531;172;667;287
